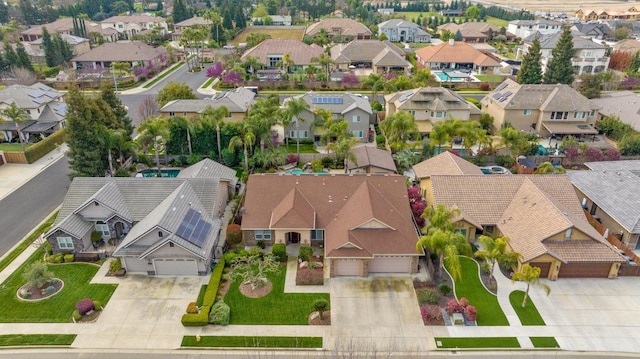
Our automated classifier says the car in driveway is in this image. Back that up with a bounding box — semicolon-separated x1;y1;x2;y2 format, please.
480;166;511;175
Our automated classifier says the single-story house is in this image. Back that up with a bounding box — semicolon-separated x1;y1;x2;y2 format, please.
44;159;237;276
71;41;168;70
415;39;501;74
347;146;397;174
330;40;411;74
590;91;640;132
305;18;372;41
438;22;515;43
241;174;420;277
412;151;484;199
159;87;256;122
240;39;324;74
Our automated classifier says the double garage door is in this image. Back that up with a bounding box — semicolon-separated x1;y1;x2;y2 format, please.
558;262;611;278
333;256;411;276
154;258;198;276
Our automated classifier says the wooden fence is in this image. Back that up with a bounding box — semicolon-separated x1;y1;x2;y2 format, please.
3;151;27;164
584;210;640;276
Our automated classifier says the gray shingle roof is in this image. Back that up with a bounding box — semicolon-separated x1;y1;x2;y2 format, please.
526;31;607;50
347;146;397;172
178;158;238;189
330;40;408;67
386;87;482;114
160;87;255;114
0;83;63;109
284;91;373;115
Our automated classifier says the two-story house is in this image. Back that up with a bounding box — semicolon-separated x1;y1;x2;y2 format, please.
508;19;563;39
281;92;372;144
159;87;256;122
27;34;91;65
378;19;431;43
240;39;324;77
437;22;514;43
305;18;372;42
384;87;481;135
481;78;599;137
172;16;212;42
19;18;119;43
100;15;168;40
572;22;613;40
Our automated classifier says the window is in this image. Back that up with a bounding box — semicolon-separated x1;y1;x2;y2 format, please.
565;228;573;238
454;228;467;238
551;111;568;120
169;112;175;116
289;130;308;138
408;110;416;115
352;115;361;123
311;230;324;240
169;242;174;247
57;237;74;249
523;109;532;115
589;110;595;117
158;231;163;237
485;225;494;233
255;230;271;240
352;130;364;138
574;112;586;119
95;223;110;236
268;56;282;68
225;112;232;118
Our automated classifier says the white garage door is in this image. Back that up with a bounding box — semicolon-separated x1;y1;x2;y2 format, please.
334;259;361;276
154;258;198;276
123;257;148;273
368;256;411;273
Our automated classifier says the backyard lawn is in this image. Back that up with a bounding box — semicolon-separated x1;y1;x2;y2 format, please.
435;337;520;348
232;27;306;46
182;335;323;348
0;143;29;151
509;290;545;325
475;74;510;82
447;256;509;326
392;12;508;28
0;251;117;323
283;143;318;154
225;265;329;325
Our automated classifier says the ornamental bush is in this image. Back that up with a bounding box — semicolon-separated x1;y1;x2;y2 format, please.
63;254;74;263
208;301;230;325
22;261;54;288
420;304;443;322
44;285;56;295
186;302;198;314
299;246;314;262
72;310;82;321
47;253;64;263
75;298;95;315
93;300;103;310
465;305;477;321
272;243;287;262
438;284;452;296
417;289;439;305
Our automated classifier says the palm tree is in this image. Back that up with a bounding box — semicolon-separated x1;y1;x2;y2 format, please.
102;128;123;176
246;96;280;150
361;73;384;104
458;120;482;155
429;123;451;153
310;53;333;79
172;116;198;156
191;27;207;69
512;263;551;308
379;111;420;152
180;28;195;71
229;126;256;172
201;105;229;162
1;102;30;152
137;116;170;175
283;97;310;159
277;52;295;74
110;62;129;92
242;56;261;78
327;136;359;173
475;235;522;285
111;130;139;170
204;9;222;45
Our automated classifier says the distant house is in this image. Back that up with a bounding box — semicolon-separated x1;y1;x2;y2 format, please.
378;8;395;15
347;146;397;174
575;6;640;21
440;9;466;17
614;39;640;54
71;41;168;70
481;78;599;137
415;39;501;74
19;18;118;43
378;19;431;43
438;22;514;43
172;16;212;41
26;34;90;65
385;87;482;135
305;18;372;41
590;91;640;132
0;83;66;143
571;22;613;40
251;15;292;26
330;40;411;74
100;15;168;39
240;39;323;75
44;159;237;276
508;19;562;39
241;173;420;276
281;92;372;144
159;87;256;122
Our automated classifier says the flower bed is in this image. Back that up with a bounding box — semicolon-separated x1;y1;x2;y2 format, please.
17;278;63;301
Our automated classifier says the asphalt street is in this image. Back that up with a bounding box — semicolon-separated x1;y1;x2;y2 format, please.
0;156;70;256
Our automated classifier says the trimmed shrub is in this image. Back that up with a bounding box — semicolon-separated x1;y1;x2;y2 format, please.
75;298;95;315
208;301;231;325
72;310;82;321
43;241;53;255
24;129;65;163
47;253;64;263
417;289;439;305
321;157;334;168
181;305;210;326
466;305;477;321
92;300;103;310
63;254;74;263
109;258;122;273
299;245;314;262
225;224;242;247
186;301;198;314
202;259;226;309
272;243;287;262
44;285;56;295
438;284;452;296
421;304;443;322
479;82;490;91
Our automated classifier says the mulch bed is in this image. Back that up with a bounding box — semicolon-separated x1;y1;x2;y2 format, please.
308;311;331;325
296;257;325;286
239;280;273;298
77;310;101;323
17;278;63;301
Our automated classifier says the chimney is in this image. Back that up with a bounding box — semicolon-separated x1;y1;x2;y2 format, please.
448;39;454;46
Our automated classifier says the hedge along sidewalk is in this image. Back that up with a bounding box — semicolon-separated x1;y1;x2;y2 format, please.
142;61;185;89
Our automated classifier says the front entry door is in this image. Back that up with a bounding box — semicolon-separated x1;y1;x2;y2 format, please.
287;232;300;244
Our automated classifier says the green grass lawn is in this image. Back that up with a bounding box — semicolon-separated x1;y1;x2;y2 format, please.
435;337;520;349
201;76;216;88
0;143;29;151
0;334;76;346
283;143;318;154
225;265;329;325
392;12;508;28
181;336;322;348
530;336;559;348
0;251;117;323
475;74;510;82
448;256;508;326
0;211;57;273
509;290;545;325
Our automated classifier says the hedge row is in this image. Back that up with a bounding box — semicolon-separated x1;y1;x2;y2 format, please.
181;258;225;327
25;129;65;164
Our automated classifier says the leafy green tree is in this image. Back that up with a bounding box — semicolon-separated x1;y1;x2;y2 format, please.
512;263;551;308
15;42;33;71
619;133;640;155
380;111;420;152
23;261;54;289
475;235;522;285
201;105;229;162
578;74;601;99
454;30;463;41
310;53;333;80
1;102;30;152
466;5;480;18
3;40;17;68
137;116;171;175
245;32;271;48
379;32;387;41
361;73;385;104
534;161;566;174
101;83;133;136
172;0;189;23
544;27;575;85
499;125;529;158
245;95;280;150
327;136;359;173
156;82;197;107
229;125;256;171
517;36;542;84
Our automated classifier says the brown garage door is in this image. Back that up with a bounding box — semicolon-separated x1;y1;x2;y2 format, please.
334;259;361;276
368;256;410;273
558;262;611;278
530;262;551;278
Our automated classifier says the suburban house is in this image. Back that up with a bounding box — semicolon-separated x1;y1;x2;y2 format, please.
44;159;238;276
614;39;640;54
437;22;514;43
19;18;119;43
305;18;372;41
71;41;168;70
385;87;482;135
240;39;324;76
0;83;67;143
172;16;212;41
590;91;640;131
571;22;613;40
568;160;640;250
330;40;411;74
412;151;483;199
521;31;610;75
378;19;431;43
26;34;91;65
347;146;397;174
159;87;256;122
507;19;562;39
251;15;292;26
481;78;599;137
440;9;465;17
575;6;640;21
100;15;169;39
415;39;501;74
241;174;420;276
280;92;373;144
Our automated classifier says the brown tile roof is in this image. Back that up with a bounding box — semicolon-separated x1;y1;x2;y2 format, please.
415;41;500;67
174;16;212;28
270;188;316;229
412;151;483;180
614;39;640;53
347;146;397;172
21;18;75;36
385;87;482;115
242;174;419;259
241;39;324;66
305;18;372;37
71;41;168;62
330;40;407;67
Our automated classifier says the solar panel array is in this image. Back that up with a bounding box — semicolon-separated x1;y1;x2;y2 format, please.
312;96;343;104
495;82;508;92
175;208;212;248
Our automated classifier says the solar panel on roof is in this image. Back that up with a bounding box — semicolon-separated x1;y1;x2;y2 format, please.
502;91;513;98
312;96;343;104
176;208;201;239
492;92;502;100
495;82;508;92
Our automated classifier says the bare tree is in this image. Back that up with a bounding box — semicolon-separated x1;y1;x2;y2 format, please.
6;67;37;85
137;95;159;123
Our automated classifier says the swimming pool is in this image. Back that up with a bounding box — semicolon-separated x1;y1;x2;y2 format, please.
285;169;329;175
433;70;477;82
136;169;181;177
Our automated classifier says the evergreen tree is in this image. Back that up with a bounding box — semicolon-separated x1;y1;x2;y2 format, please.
454;30;463;41
42;27;60;67
101;83;133;137
173;0;188;23
517;36;543;84
233;5;245;29
156;0;163;11
54;34;74;65
3;41;17;68
0;52;5;72
0;1;9;23
222;8;233;30
544;27;575;85
15;42;33;71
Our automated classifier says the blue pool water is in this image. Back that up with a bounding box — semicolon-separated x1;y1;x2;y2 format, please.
286;169;329;175
137;169;181;177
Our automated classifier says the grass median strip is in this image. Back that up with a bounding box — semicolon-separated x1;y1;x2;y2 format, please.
435;337;520;349
143;62;184;88
201;77;215;88
0;211;57;273
0;334;76;346
510;290;545;325
530;336;559;348
181;336;322;348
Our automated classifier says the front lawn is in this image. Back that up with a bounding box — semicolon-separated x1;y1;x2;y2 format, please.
509;290;545;325
225;264;329;325
0;251;117;323
0;334;76;346
181;335;322;348
530;336;559;348
435;337;520;348
448;256;508;326
0;143;29;151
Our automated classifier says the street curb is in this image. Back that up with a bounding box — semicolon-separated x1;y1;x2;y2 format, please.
0;146;66;203
0;205;61;265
